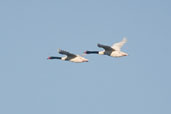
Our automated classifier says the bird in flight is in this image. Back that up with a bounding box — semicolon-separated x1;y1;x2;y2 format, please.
84;37;128;57
48;49;88;63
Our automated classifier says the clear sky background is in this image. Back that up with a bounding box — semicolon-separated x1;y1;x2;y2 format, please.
0;0;171;114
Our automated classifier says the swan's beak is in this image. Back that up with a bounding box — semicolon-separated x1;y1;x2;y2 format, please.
47;57;51;59
81;51;87;56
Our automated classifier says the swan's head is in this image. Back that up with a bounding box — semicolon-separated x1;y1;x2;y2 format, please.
83;51;90;54
47;57;51;59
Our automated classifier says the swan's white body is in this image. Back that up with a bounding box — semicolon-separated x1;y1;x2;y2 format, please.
59;49;88;63
99;50;128;57
61;55;88;63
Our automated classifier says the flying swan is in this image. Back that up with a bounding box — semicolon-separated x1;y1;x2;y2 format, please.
84;37;128;57
48;49;88;63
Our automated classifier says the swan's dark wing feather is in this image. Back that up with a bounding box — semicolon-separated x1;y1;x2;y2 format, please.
58;49;77;57
97;44;115;51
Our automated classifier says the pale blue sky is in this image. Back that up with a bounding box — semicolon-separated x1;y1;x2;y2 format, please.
0;0;171;114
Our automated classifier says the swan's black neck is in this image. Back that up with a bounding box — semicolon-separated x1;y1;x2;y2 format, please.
85;51;99;54
48;56;62;59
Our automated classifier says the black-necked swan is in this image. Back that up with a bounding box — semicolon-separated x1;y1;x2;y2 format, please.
84;37;128;57
48;49;88;63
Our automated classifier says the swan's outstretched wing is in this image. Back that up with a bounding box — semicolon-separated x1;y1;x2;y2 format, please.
58;49;77;57
112;37;127;51
97;44;115;51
